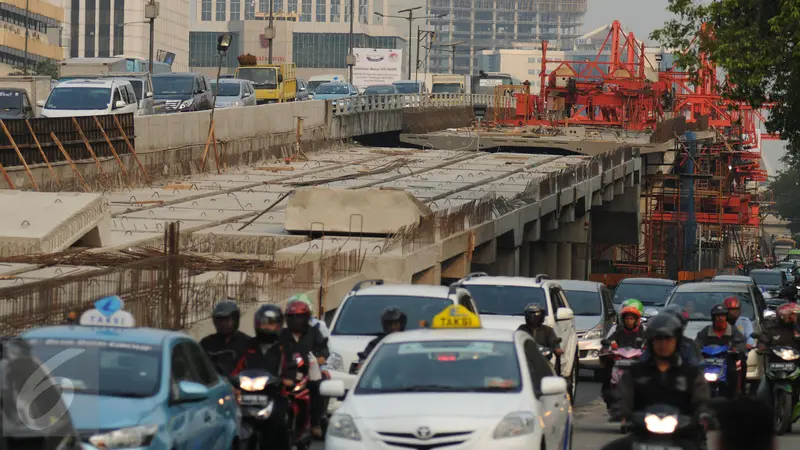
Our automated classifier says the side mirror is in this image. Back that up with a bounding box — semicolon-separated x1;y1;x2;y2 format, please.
278;74;284;83
145;91;154;98
600;339;610;347
300;87;307;91
175;380;209;402
36;99;45;107
243;92;251;98
540;376;567;395
319;379;346;397
114;100;127;109
556;307;574;321
764;310;777;319
606;309;616;318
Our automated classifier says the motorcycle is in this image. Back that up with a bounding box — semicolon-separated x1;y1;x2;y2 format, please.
700;345;740;399
349;351;368;375
628;404;703;450
232;353;313;450
759;343;800;434
601;342;644;422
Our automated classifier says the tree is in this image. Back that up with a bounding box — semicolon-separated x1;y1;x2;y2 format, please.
651;0;800;149
6;59;58;78
769;146;800;232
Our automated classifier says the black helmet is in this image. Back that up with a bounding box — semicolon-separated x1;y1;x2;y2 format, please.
663;305;689;328
710;304;728;317
645;313;682;340
524;303;545;326
212;299;241;330
254;304;283;342
381;307;407;333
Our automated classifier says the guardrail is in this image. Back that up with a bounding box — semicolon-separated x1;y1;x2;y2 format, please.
330;93;517;116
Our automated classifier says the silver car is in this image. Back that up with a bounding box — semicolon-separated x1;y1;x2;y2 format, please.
558;280;617;373
211;78;256;108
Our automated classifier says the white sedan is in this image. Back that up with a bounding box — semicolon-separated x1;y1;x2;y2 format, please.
319;305;574;450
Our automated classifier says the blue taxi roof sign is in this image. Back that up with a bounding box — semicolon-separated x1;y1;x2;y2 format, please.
79;295;136;328
431;304;481;329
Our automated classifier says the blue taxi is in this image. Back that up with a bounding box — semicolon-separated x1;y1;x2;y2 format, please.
21;296;241;450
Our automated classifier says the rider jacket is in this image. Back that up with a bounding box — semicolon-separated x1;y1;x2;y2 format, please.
617;355;712;422
517;324;561;349
640;338;701;366
362;334;387;360
281;326;330;360
231;337;301;383
695;324;747;353
756;322;800;350
606;327;645;349
200;330;252;376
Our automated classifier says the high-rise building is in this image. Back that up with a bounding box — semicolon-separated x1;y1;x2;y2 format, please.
61;0;190;71
0;0;63;73
384;0;586;75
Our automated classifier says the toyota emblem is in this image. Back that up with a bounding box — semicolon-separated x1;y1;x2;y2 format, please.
414;426;433;440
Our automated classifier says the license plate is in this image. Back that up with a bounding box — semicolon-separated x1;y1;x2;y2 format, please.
615;359;635;367
769;362;796;372
633;443;682;450
703;358;725;366
240;394;268;406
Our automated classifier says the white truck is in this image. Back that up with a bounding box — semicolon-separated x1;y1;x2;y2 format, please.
0;76;52;118
431;74;471;94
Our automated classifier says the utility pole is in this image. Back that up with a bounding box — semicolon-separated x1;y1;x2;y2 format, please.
22;0;29;74
346;0;355;82
145;0;160;73
439;41;465;74
265;0;275;64
416;27;435;81
376;8;446;80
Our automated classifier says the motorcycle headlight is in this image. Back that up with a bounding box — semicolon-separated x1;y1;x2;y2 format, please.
89;425;158;449
773;348;800;361
704;372;719;382
493;412;536;439
240;375;269;392
644;414;678;434
328;352;345;371
328;413;361;441
583;324;603;340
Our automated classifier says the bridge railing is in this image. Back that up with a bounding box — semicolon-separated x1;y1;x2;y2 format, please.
330;93;517;116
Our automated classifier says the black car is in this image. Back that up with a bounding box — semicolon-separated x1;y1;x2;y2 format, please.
749;269;796;300
1;336;85;450
152;72;214;113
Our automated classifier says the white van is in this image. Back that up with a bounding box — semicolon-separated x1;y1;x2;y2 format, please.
307;74;345;98
37;79;139;118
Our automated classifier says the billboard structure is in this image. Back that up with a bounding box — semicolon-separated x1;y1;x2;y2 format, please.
352;48;403;89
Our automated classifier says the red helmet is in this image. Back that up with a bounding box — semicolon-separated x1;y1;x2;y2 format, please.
285;300;311;316
723;297;740;309
776;303;798;319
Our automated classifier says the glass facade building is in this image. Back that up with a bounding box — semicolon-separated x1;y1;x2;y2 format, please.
293;32;404;68
189;31;241;67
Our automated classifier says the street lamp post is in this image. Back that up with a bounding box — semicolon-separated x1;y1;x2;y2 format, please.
265;0;275;64
346;0;355;82
145;0;160;73
375;8;446;80
22;0;29;74
439;41;465;74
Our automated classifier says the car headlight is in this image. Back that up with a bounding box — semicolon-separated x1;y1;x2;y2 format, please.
774;348;800;361
493;412;536;439
89;425;158;449
179;99;194;110
644;308;659;317
328;413;361;441
240;375;269;392
644;414;678;434
328;352;344;371
583;323;603;340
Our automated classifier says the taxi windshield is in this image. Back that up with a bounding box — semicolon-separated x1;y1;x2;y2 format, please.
462;285;547;315
26;338;161;398
332;295;453;335
354;340;522;394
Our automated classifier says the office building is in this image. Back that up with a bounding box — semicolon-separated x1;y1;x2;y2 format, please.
0;0;63;73
61;0;190;70
188;0;406;79
380;0;587;75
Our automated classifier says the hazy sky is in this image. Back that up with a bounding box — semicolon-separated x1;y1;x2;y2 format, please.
584;0;672;43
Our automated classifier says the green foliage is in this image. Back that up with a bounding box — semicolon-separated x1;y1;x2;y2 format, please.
651;0;800;148
769;146;800;228
6;59;58;78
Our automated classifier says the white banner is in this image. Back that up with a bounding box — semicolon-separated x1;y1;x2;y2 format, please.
352;48;403;89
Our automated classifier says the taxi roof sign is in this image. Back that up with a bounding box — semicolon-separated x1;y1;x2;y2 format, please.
79;295;136;328
431;304;481;329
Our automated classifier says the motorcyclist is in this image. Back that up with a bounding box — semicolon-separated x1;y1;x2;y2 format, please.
640;306;701;365
755;302;800;404
231;304;300;450
599;302;645;410
361;306;408;360
605;299;644;337
287;293;330;338
724;296;754;391
200;299;252;376
601;313;712;450
282;300;329;439
518;303;564;355
695;304;747;396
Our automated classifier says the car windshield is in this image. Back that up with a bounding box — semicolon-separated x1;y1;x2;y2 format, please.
364;86;396;95
393;83;419;93
307;80;331;92
0;91;22;110
212;82;241;96
236;68;277;87
354;341;521;394
315;84;349;95
563;290;602;315
332;295;453;335
432;83;462;94
45;87;111;110
26;338;161;398
668;291;756;321
152;76;194;95
462;285;547;315
750;271;782;286
613;282;674;306
778;262;795;270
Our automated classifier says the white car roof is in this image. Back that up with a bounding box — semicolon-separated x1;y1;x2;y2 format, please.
381;327;517;344
56;79;120;88
458;276;554;288
351;284;455;298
